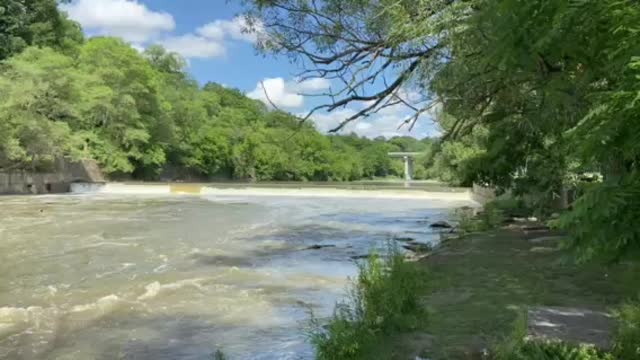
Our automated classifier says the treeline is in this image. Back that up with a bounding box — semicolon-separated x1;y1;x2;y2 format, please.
0;0;437;182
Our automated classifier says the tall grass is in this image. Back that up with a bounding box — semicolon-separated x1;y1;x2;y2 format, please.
453;203;504;235
612;299;640;359
308;246;428;360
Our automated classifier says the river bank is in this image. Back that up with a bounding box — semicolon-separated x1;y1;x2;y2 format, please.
331;227;640;359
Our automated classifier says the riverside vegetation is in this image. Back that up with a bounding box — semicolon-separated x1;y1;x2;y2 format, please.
2;0;640;359
306;205;640;359
241;0;640;358
0;0;440;182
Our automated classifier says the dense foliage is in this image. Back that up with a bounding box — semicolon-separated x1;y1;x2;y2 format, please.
246;0;640;261
0;1;435;181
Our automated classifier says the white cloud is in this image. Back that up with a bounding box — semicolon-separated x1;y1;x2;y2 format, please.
295;78;332;92
159;34;226;59
307;108;359;133
197;17;264;43
61;3;264;60
307;98;437;139
130;43;145;53
61;0;175;43
248;77;332;109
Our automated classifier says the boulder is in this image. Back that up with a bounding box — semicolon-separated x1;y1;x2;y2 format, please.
430;221;453;229
305;244;336;250
393;236;416;242
403;242;433;253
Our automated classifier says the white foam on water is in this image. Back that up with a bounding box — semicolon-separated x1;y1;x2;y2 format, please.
70;295;122;314
0;306;57;338
95;263;136;279
137;279;206;301
79;241;139;250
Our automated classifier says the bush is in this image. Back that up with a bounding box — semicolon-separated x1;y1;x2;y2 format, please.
612;300;640;360
309;247;428;360
490;197;532;218
453;203;504;235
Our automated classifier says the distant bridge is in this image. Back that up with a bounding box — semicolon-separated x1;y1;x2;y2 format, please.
388;152;425;181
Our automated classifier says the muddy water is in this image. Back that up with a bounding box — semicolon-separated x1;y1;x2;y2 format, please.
0;194;467;359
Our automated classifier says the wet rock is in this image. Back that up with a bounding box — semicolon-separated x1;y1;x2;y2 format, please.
350;254;370;260
429;221;452;229
403;243;433;253
527;307;614;350
305;244;336;250
393;236;416;242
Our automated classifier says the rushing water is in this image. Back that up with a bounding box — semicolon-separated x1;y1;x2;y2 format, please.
0;193;469;359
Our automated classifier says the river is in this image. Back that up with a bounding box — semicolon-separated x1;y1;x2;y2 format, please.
0;192;470;359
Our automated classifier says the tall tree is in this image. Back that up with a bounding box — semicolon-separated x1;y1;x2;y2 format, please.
0;0;82;61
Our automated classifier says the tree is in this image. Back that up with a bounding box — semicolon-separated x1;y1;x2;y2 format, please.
78;37;166;175
0;0;82;61
0;47;88;170
244;0;453;131
243;0;640;260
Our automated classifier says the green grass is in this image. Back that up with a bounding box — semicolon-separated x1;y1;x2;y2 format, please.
308;248;429;360
612;300;640;359
420;230;639;359
311;227;639;359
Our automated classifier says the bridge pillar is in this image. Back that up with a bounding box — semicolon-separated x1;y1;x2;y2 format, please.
403;156;414;181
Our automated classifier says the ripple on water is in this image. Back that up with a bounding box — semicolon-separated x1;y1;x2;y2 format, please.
0;194;467;359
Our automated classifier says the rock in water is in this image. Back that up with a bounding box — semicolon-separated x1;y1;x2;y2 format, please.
429;221;452;229
403;243;433;253
393;236;415;242
305;244;336;250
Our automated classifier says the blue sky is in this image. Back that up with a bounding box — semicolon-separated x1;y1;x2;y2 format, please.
60;0;439;138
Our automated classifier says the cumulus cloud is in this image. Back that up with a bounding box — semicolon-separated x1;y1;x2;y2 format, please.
308;94;438;139
61;0;175;43
61;2;264;59
159;34;226;59
197;17;264;43
247;77;332;109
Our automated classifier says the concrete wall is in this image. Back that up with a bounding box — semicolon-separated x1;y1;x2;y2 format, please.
0;159;105;195
0;172;69;195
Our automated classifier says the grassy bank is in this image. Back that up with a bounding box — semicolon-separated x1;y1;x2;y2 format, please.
313;229;640;359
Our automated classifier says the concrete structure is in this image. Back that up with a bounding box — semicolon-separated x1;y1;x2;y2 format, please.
0;159;105;195
388;152;423;181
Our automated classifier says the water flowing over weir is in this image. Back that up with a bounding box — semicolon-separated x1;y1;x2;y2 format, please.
0;191;474;359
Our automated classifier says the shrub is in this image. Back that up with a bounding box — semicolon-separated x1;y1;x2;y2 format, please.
309;247;428;360
453;202;504;235
453;207;483;234
490;197;532;218
612;300;640;360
